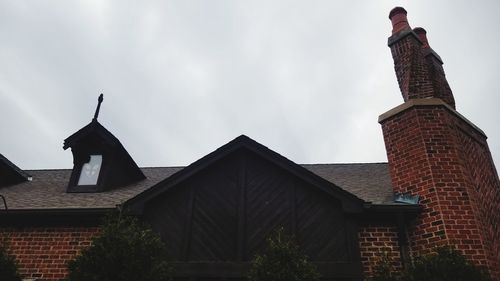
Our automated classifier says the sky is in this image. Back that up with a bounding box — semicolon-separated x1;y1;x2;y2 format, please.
1;1;499;174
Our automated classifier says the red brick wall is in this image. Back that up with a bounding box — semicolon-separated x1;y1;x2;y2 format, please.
2;223;406;280
0;226;100;281
358;222;402;277
381;104;500;281
456;121;500;280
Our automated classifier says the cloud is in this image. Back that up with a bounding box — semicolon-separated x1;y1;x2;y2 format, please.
0;0;499;175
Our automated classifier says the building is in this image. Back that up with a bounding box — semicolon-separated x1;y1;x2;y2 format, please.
1;7;499;281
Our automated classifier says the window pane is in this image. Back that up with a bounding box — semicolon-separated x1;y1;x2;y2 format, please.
77;155;102;185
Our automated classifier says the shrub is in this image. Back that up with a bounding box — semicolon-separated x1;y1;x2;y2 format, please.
0;241;22;281
248;227;320;281
66;212;172;281
366;250;399;281
403;247;491;281
366;246;491;281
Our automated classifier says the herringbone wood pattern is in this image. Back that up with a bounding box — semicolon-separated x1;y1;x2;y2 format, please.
143;149;361;280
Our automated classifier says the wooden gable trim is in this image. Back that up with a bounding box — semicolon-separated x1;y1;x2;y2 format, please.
125;135;365;214
0;208;111;226
0;153;30;187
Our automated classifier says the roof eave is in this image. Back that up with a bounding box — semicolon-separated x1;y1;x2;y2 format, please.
362;203;422;215
0;207;114;226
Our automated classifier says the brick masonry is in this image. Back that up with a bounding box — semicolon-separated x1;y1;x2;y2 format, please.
414;28;455;109
0;226;100;281
388;9;455;109
383;7;499;281
358;222;402;276
380;102;499;280
1;223;405;280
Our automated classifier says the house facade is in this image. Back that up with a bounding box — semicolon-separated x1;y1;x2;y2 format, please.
1;7;499;281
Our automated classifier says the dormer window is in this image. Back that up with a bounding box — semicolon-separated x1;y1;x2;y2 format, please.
0;153;30;187
77;155;102;185
64;94;145;193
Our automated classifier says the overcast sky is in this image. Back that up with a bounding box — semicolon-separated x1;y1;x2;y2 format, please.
1;1;499;175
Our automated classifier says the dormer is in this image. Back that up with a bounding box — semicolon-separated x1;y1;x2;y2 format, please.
0;154;30;187
63;94;145;193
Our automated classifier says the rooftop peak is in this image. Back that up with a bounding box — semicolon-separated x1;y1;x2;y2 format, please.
92;93;104;122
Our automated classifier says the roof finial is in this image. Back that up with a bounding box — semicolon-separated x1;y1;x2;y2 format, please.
93;93;104;121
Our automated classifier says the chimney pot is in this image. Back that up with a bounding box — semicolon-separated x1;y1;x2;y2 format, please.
414;27;430;48
389;7;410;34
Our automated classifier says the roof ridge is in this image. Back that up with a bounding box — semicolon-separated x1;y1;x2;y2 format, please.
23;163;389;172
300;162;389;166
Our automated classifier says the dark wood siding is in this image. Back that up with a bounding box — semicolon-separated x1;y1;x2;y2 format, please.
143;149;362;280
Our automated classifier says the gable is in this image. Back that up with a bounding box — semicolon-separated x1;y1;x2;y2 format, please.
123;136;366;279
126;135;365;213
0;154;30;187
138;147;363;279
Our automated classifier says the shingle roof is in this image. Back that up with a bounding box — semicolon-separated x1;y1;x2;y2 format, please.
0;163;393;210
303;163;394;204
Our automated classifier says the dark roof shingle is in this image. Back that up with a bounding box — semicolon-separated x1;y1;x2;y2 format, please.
0;163;393;210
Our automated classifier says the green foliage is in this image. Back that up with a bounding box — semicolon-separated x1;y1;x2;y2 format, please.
366;251;399;281
0;241;22;281
367;246;492;281
248;227;320;281
66;212;172;281
403;247;491;281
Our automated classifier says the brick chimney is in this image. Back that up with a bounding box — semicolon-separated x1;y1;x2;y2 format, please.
413;27;456;108
387;7;455;109
387;7;434;103
380;7;500;281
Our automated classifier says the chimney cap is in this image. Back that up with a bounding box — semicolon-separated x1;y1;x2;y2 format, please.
413;27;427;35
389;7;407;20
413;27;430;48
